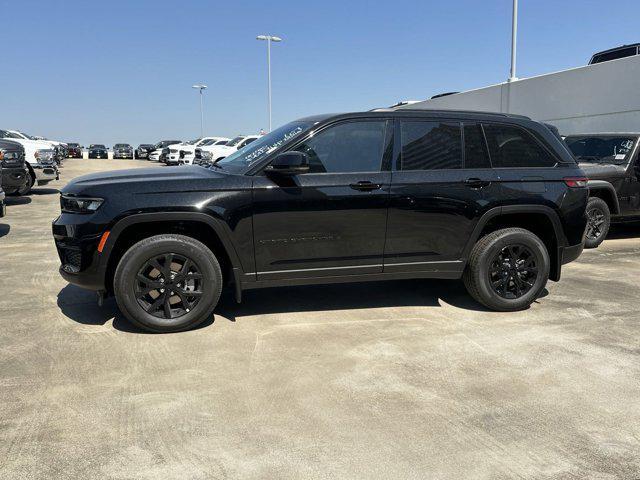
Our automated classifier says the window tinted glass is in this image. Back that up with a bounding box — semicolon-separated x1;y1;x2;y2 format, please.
483;124;556;168
400;121;461;170
463;124;491;168
591;46;637;64
294;121;386;173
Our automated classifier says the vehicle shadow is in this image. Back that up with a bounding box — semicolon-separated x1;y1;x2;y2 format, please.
5;196;32;206
56;284;215;334
0;224;9;238
607;222;640;240
58;279;547;333
31;188;60;195
215;279;497;322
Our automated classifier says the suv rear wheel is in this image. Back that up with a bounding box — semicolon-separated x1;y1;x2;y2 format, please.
463;228;550;311
584;197;610;249
114;234;223;333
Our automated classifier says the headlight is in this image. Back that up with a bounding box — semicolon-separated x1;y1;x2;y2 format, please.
60;194;104;214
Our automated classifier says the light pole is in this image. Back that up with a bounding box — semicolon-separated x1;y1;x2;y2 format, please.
508;0;518;82
256;34;282;132
192;84;207;137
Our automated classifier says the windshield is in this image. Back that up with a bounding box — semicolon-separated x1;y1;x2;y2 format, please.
200;138;217;146
114;144;128;148
186;138;202;145
216;121;314;174
91;144;106;149
0;130;23;139
214;140;228;145
564;136;637;165
226;136;246;147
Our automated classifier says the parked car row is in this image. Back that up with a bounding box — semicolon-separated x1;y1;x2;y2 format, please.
0;130;60;194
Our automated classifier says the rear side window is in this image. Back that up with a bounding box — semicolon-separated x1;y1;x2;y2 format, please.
482;124;556;168
400;121;462;170
590;46;638;64
463;124;491;169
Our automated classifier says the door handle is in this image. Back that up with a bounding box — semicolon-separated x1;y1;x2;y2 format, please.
464;178;491;189
349;181;382;191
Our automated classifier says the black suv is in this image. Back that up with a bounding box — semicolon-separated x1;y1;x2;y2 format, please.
88;144;108;159
135;144;154;159
0;139;29;195
564;133;640;247
113;143;133;159
53;110;588;333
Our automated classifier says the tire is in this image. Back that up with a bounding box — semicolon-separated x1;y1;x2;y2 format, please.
584;197;610;249
114;234;223;333
463;227;550;311
16;172;35;195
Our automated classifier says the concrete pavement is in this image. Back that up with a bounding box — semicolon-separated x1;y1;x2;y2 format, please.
1;158;639;479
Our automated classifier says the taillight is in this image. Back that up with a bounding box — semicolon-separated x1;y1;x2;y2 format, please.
563;177;588;188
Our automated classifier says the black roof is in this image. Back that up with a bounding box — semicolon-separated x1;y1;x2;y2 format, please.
592;43;640;57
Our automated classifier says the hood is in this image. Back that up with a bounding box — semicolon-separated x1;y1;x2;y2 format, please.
7;137;54;150
578;162;627;180
62;165;231;196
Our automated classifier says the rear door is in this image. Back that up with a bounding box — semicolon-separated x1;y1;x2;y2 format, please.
383;118;493;273
252;119;393;280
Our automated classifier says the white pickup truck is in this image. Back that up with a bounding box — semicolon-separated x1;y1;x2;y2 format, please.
168;137;230;165
9;130;67;163
0;129;58;193
194;135;259;165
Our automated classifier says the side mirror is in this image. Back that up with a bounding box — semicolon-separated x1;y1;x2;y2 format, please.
265;151;309;175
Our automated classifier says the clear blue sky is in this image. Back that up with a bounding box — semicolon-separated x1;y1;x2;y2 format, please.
1;0;639;146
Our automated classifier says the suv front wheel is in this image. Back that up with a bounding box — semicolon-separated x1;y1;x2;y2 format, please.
114;234;223;333
463;228;550;311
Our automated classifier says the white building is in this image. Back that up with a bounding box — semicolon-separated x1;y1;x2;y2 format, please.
400;55;640;135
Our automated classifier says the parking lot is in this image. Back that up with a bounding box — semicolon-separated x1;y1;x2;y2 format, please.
1;158;639;479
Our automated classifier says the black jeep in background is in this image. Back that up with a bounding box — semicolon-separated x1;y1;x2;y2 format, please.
88;144;108;159
564;134;640;247
53;110;588;333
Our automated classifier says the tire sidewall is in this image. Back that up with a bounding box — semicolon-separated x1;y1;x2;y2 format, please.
475;231;550;311
584;197;610;249
114;236;222;332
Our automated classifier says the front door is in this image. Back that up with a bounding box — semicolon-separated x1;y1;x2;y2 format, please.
252;119;393;280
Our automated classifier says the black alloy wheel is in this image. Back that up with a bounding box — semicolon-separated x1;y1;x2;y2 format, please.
586;207;605;242
488;244;538;299
135;253;203;320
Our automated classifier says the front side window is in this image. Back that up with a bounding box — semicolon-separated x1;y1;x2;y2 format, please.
293;121;387;174
482;124;556;168
400;121;462;170
564;136;637;165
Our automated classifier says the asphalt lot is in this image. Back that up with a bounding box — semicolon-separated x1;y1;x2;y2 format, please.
1;158;640;479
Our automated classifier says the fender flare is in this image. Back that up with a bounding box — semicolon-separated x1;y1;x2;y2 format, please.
100;211;244;272
461;205;567;260
587;180;620;214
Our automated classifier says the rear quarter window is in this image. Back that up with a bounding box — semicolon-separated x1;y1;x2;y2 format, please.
482;124;557;168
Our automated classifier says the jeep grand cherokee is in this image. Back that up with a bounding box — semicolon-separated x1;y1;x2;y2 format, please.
53;110;588;332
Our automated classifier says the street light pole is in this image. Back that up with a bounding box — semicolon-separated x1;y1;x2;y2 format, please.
509;0;518;82
256;35;282;132
192;84;208;137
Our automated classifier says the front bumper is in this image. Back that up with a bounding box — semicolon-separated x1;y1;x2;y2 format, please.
32;163;58;184
114;152;133;158
52;214;110;291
